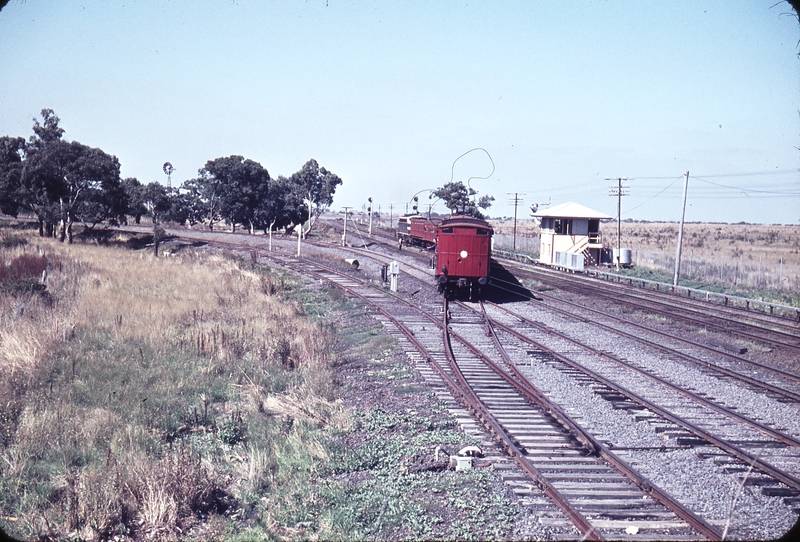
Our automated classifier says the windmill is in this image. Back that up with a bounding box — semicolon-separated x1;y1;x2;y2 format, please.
163;162;174;189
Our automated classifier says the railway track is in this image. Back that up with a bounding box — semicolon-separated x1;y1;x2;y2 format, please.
488;272;800;401
444;300;723;540
502;260;800;352
476;301;800;491
136;226;800;537
198;239;724;539
320;240;800;534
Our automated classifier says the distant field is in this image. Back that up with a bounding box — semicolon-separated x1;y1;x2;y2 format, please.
490;219;800;305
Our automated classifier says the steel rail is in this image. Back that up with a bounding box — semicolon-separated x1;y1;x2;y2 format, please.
241;247;602;539
498;253;800;324
481;303;800;492
484;300;800;449
525;271;800;353
494;272;800;382
440;300;604;541
492;276;800;396
470;301;723;540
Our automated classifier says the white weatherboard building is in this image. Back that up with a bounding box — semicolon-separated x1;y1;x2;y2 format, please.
533;202;612;268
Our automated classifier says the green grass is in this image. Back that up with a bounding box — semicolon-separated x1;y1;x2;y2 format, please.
614;266;799;307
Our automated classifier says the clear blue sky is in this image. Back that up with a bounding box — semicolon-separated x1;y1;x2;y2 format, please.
1;0;798;224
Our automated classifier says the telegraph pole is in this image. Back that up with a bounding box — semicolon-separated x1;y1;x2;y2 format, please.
341;206;352;246
507;192;525;251
606;177;631;269
673;171;690;286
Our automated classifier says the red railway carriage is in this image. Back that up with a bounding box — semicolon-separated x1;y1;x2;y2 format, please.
435;216;493;299
397;215;439;248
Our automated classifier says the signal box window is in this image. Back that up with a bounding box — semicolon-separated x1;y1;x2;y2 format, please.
553;219;573;235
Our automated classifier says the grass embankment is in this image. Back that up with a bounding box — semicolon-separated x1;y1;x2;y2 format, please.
0;227;518;541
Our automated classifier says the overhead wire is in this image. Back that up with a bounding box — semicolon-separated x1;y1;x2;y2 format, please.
622;175;683;216
691;175;800;196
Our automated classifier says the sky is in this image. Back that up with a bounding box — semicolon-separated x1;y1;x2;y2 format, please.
1;0;798;225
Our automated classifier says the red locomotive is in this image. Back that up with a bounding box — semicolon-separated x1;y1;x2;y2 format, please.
434;216;493;300
397;214;439;249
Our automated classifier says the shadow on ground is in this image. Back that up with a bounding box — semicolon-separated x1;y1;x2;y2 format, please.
484;259;537;304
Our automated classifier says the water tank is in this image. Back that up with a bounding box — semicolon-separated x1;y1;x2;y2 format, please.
613;248;632;265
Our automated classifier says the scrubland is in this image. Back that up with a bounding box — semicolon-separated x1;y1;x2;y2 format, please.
0;225;518;541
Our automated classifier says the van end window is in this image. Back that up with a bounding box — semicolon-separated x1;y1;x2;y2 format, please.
476;228;488;235
441;227;453;234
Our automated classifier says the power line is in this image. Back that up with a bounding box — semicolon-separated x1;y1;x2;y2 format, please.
636;168;796;179
692;176;800;196
624;176;683;214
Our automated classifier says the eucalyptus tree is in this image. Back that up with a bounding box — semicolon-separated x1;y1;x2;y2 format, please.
11;109;124;241
433;181;494;219
288;158;342;237
0;135;26;217
138;182;173;256
168;187;204;228
193;156;270;233
122;177;148;224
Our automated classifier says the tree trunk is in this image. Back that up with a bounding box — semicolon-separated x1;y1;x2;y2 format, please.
153;223;165;257
268;220;275;251
58;197;69;243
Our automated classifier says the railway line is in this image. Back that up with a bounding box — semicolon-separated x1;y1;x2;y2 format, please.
234;242;723;539
139;225;799;538
506;260;800;351
488;274;800;401
476;301;800;489
312;235;800;537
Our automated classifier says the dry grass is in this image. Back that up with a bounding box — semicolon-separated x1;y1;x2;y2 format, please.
0;230;343;540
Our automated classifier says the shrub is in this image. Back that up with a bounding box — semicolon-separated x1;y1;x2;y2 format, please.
0;253;48;295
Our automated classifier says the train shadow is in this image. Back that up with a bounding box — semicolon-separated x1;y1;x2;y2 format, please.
485;260;537;304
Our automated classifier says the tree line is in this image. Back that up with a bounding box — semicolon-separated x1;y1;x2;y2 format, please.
0;109;342;243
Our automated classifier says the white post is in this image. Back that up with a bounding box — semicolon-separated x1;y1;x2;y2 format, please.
268;221;274;251
297;224;301;256
673;171;689;286
390;260;399;292
342;208;350;246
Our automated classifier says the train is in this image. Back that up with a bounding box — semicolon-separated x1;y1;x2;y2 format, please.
397;214;439;249
397;214;494;300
